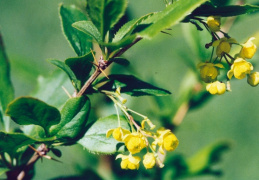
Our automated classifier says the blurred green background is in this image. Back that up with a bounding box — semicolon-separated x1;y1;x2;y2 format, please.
1;0;259;179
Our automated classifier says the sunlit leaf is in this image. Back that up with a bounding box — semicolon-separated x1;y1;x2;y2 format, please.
138;0;208;39
72;21;102;42
112;13;154;42
78;115;130;154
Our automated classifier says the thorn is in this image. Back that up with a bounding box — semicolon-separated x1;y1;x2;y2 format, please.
62;86;72;98
42;155;62;163
90;48;109;79
90;48;98;64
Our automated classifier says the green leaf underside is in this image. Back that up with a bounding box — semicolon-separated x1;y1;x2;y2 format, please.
111;58;130;66
49;59;80;91
59;4;92;56
86;0;128;40
0;131;35;155
50;96;91;143
0;32;14;126
5;97;61;136
186;141;231;174
138;0;208;39
112;13;154;42
78;114;130;154
72;21;102;42
96;74;171;96
30;69;73;108
191;4;259;17
65;51;94;86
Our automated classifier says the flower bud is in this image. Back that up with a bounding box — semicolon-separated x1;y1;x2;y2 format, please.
247;72;259;87
143;153;156;169
212;38;237;57
197;62;224;83
207;16;221;32
240;37;257;59
206;81;226;95
106;127;130;141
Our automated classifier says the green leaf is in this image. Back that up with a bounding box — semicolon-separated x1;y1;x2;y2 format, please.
50;96;91;143
0;32;14;129
96;74;171;96
31;69;72;108
0;33;14;112
72;21;102;42
112;13;154;42
0;131;36;155
138;0;208;39
65;51;94;87
49;59;80;91
210;0;231;7
59;4;92;56
186;141;231;175
191;4;259;17
5;97;61;136
105;34;137;53
111;58;130;67
86;0;128;40
0;168;9;176
78;114;130;154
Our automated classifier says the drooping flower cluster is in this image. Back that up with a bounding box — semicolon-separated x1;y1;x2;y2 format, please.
197;16;258;95
105;88;179;170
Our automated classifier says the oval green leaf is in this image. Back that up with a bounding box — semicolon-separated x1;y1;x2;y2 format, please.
50;96;91;143
5;97;61;136
78;114;130;154
59;4;92;56
96;74;171;96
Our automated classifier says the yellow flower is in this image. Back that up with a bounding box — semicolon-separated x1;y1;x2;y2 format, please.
206;81;226;95
207;16;221;32
247;72;259;87
239;37;257;59
212;37;237;57
154;129;179;155
116;154;141;170
227;58;253;79
143;153;156;169
123;132;147;154
197;62;224;83
106;127;130;141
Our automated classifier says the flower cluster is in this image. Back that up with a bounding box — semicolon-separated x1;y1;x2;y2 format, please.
197;16;258;95
105;88;179;170
108;126;179;170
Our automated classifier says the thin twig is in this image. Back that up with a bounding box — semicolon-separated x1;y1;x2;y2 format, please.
76;37;142;97
17;144;48;180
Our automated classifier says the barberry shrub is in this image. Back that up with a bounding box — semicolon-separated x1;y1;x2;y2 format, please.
0;0;259;179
